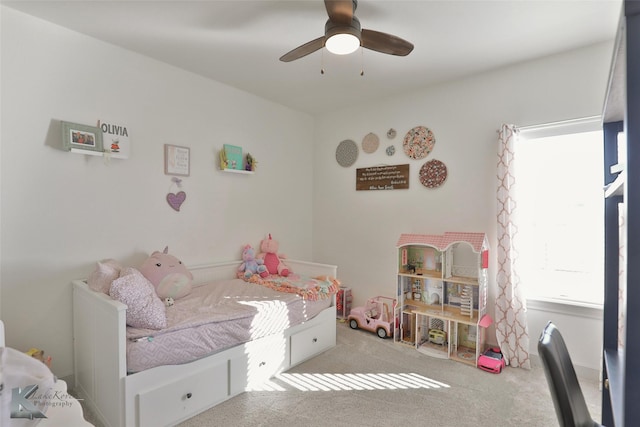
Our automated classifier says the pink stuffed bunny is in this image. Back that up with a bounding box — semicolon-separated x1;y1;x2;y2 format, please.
257;234;289;277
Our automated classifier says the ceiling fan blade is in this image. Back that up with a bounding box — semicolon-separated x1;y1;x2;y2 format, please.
361;29;414;56
325;0;354;25
279;36;325;62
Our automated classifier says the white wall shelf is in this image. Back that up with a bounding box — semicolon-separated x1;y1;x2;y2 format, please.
69;148;105;156
220;168;254;175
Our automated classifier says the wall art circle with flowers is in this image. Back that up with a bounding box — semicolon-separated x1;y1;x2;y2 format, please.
403;126;435;160
419;159;448;188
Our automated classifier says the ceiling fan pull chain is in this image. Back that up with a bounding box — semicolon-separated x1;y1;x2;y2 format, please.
360;47;364;76
321;48;325;75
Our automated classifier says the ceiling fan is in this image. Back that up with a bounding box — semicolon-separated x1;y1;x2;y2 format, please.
279;0;414;62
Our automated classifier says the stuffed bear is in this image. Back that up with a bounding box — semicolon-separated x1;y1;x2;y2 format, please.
139;246;193;300
238;244;268;279
257;234;289;277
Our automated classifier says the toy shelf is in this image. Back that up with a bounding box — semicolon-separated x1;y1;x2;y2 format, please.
394;232;491;369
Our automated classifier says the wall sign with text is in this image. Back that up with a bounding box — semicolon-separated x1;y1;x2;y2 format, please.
356;164;409;191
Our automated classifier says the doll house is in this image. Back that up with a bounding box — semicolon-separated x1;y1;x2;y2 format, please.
394;232;492;367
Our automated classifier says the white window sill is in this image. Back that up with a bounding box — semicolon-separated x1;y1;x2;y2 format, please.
527;297;603;320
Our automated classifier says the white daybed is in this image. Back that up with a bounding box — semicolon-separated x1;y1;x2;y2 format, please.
72;259;337;427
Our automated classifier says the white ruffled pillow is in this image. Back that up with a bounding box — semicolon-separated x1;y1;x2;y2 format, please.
87;259;122;294
109;267;167;330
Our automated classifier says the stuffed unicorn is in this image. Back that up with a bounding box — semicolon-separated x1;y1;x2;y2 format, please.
139;246;193;300
257;234;289;277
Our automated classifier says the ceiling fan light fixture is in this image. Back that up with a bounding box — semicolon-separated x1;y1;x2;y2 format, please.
280;1;413;62
325;33;360;55
324;16;361;55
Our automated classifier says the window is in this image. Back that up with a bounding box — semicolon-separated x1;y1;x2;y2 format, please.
515;118;603;306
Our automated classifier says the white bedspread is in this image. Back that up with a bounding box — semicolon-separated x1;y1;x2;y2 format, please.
126;278;331;372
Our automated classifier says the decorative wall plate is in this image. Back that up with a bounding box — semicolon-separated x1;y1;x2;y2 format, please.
336;139;358;167
403;126;436;159
386;145;395;156
362;133;379;153
419;159;447;188
387;128;397;139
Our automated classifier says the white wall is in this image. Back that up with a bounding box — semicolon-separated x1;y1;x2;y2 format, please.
1;5;613;376
312;41;613;373
0;7;315;377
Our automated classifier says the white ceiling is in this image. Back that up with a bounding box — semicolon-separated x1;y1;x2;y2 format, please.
2;0;622;115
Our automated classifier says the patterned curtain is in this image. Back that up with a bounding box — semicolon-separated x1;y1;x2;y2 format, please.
496;124;530;369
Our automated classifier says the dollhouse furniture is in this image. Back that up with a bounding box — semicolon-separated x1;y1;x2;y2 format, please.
601;2;640;425
538;322;601;427
394;232;492;367
72;259;337;427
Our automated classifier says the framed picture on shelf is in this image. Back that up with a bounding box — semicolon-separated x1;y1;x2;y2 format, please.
164;144;190;176
223;144;243;170
99;119;130;159
61;121;103;153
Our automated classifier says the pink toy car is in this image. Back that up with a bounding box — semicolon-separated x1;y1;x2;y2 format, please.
347;296;396;339
478;347;505;373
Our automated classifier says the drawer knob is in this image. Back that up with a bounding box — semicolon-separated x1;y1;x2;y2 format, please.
186;392;192;399
312;338;318;343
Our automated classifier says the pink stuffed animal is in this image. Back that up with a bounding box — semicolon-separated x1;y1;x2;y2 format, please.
139;246;193;299
257;234;289;277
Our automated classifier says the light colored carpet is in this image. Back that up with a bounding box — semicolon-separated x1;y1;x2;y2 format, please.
79;320;602;427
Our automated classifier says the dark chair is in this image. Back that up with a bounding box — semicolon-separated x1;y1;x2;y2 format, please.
538;321;603;427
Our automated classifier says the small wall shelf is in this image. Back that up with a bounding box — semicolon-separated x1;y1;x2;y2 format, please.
70;148;105;156
220;168;254;175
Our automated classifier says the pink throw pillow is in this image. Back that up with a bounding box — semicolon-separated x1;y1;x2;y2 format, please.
109;268;167;330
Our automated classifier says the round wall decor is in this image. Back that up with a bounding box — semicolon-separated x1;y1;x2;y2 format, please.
335;139;358;167
419;159;448;188
362;133;379;153
386;145;395;156
387;128;397;139
403;126;436;159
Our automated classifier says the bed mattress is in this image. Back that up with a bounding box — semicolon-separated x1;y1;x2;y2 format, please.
126;278;331;373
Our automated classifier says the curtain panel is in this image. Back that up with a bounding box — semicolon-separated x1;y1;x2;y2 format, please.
496;124;530;369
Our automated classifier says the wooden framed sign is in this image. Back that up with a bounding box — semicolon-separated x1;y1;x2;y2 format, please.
356;164;409;191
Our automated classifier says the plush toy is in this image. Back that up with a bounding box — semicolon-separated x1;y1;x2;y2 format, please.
139;246;193;300
238;244;268;279
257;234;289;277
25;348;52;368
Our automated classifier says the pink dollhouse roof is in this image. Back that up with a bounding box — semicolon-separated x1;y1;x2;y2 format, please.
396;232;487;253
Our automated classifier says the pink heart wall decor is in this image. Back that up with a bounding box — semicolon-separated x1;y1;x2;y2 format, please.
167;191;186;211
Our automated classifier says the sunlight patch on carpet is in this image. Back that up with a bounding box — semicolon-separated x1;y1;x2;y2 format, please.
246;372;450;392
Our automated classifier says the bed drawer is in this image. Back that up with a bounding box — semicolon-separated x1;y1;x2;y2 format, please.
290;321;335;366
137;361;228;427
230;334;289;394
